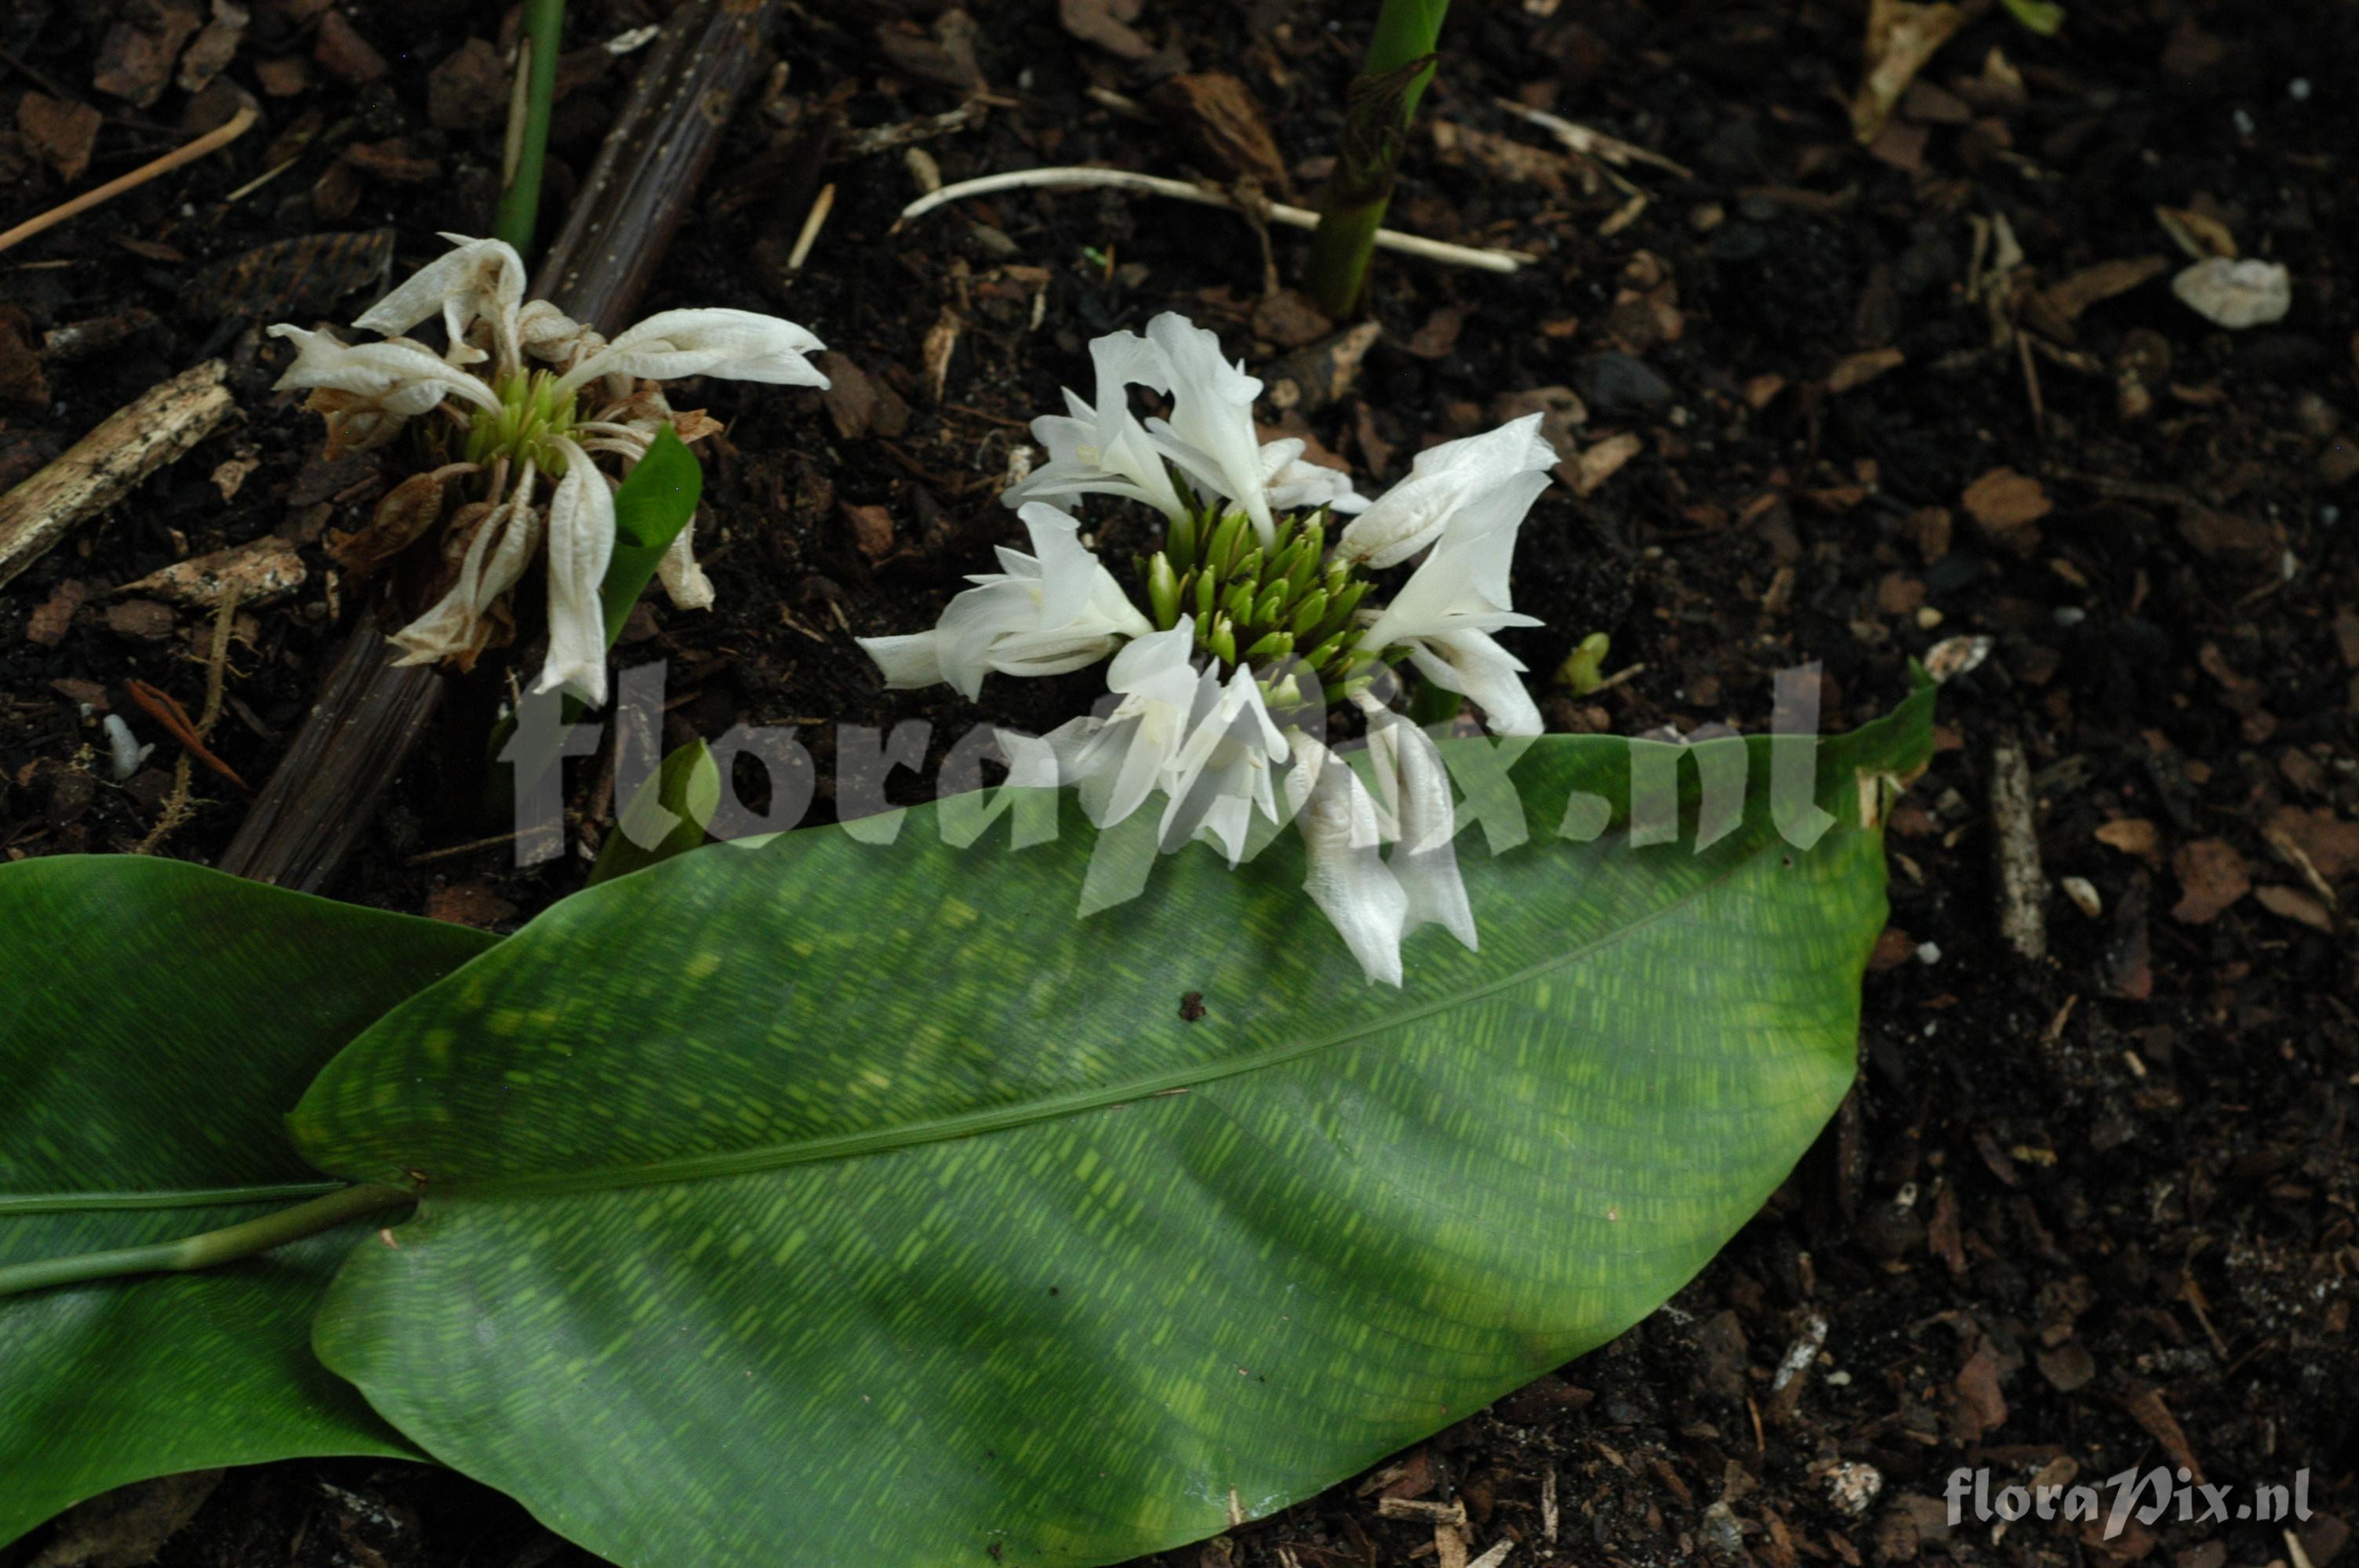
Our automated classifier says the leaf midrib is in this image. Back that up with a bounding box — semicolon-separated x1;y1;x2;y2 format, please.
425;827;1861;1202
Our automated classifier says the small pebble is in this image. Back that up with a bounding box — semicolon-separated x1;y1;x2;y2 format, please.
1916;941;1943;965
2062;876;2103;918
2053;605;2088;626
2290;78;2311;101
2233;107;2257;136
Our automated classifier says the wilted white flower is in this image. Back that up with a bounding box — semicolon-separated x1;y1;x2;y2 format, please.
1140;312;1281;546
270;230;827;706
1262;437;1370;516
856;503;1152;700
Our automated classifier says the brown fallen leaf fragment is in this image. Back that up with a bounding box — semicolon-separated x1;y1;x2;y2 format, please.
2265;804;2359;884
1566;432;1643;497
25;1469;224;1568
27;579;88;647
874;11;984;93
2170;837;2251;924
312;8;388;83
1060;0;1154;60
1961;466;2052;532
2254;884;2334;935
2037;256;2169;325
426;880;518;929
842;502;896;563
427;37;508;130
1850;0;1965;143
15;93;104;183
121;535;306;608
176;2;249;96
1150;73;1290;194
93;0;206;108
2120;1383;2204;1486
1826;347;1905;394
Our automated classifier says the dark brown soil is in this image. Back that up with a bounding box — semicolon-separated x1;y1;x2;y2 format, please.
3;0;2356;1565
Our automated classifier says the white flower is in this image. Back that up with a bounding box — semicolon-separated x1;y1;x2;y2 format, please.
351;231;525;366
1002;331;1186;520
856;503;1152;700
533;437;616;706
1140;313;1279;546
1045;631;1288;864
553;308;829;397
1357;468;1550;737
1333;413;1556;569
1285;734;1409;986
1261;437;1371;516
1041;629;1205;828
1362;707;1477;953
267;325;503;419
388;486;543;670
1161;663;1289;866
268;232;828;706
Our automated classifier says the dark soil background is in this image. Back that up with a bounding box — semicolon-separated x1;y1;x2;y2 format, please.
3;0;2357;1564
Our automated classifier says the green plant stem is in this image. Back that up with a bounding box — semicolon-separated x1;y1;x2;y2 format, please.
0;1182;414;1299
494;0;566;254
1305;0;1449;318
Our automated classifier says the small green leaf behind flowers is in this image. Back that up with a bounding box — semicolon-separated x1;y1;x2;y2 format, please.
598;423;704;646
589;737;721;887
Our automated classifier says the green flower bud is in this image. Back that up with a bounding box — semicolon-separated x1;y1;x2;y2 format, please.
1289;589;1330;637
1194;566;1218;617
1241;629;1295;664
1206;510;1248;576
1252;581;1289;626
1223;580;1256;626
1209;615;1238;666
1166;509;1198;572
1147;553;1182;630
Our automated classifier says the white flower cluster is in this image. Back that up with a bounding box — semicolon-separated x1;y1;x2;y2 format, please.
268;233;828;706
856;313;1558;984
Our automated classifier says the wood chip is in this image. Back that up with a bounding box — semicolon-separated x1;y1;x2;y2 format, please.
1150;73;1289;193
16;93;104;183
1990;741;2047;961
2170;837;2251;924
118;535;307;608
2253;884;2334;934
0;361;234;592
1962;466;2052;532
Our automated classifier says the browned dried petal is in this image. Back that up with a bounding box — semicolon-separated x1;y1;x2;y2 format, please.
329;463;475;577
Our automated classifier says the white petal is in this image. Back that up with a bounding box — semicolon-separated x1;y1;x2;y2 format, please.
1143;313;1274;545
388;492;540;666
565;307;830;391
656;517;714;611
1285;737;1408;985
1001;334;1187;521
267;325;501;415
1262;439;1370;515
1334;413;1557;569
1408;632;1543;738
352;233;525;366
1368;712;1477;950
533;439;618;706
856;632;947;689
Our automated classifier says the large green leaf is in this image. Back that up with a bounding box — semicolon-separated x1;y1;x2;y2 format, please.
294;686;1933;1567
0;858;496;1547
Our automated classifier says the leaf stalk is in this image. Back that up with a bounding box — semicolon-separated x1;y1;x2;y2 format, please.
0;1181;413;1299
